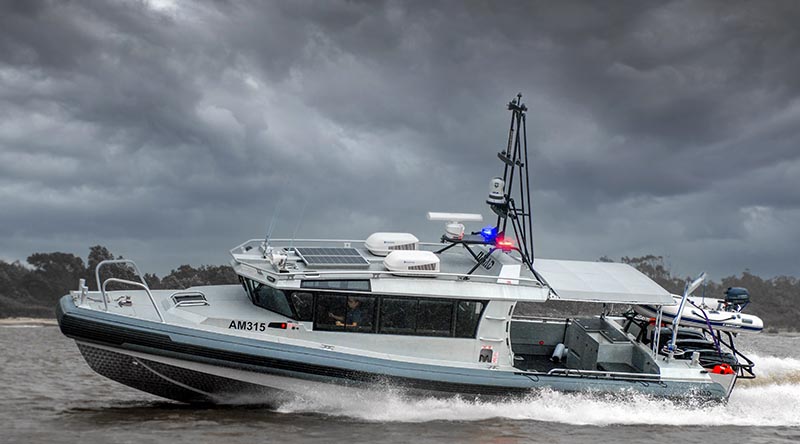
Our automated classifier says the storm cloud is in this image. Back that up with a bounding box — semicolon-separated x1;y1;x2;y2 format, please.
1;0;799;278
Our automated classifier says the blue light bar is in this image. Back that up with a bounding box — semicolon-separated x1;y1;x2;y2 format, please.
480;226;498;242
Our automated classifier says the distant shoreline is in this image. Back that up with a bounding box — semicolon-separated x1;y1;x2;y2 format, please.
763;328;800;336
0;317;58;326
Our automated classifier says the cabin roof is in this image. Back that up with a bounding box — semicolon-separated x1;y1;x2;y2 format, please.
230;239;673;305
535;259;674;305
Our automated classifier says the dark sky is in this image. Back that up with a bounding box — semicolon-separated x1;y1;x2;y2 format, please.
1;0;799;279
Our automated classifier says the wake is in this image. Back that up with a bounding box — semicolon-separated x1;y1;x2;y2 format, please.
275;354;800;426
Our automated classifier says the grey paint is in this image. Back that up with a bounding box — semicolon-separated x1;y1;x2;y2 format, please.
59;295;728;400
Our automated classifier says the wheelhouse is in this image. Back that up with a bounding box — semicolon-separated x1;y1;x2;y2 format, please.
240;276;487;338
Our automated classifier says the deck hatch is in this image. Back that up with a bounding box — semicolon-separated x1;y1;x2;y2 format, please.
171;292;209;307
294;247;370;268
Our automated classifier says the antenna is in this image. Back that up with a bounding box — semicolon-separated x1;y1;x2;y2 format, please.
263;178;291;256
263;205;281;257
289;199;309;250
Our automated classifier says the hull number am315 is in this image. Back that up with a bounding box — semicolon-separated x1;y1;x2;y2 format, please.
228;320;267;331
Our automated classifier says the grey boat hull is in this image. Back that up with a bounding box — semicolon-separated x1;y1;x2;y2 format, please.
57;296;729;404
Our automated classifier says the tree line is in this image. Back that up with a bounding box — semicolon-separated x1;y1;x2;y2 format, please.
0;246;236;318
0;247;796;331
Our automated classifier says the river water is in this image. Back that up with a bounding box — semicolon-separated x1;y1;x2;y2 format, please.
2;324;799;443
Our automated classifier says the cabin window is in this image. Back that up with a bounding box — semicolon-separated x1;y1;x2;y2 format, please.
346;295;375;332
455;301;484;338
377;297;486;338
241;277;486;335
315;294;376;332
379;298;417;334
315;294;345;331
239;276;248;297
241;277;257;303
251;284;294;318
416;299;453;336
290;292;314;321
301;280;371;292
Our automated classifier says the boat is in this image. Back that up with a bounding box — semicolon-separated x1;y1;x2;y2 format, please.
635;288;764;334
56;94;761;404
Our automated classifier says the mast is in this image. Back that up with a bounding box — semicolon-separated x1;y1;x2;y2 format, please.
435;94;545;285
486;94;536;272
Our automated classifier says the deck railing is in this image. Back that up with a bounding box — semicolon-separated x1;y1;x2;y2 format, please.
229;238;546;288
545;368;662;382
93;259;164;322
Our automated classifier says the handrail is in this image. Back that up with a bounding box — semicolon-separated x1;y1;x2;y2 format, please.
230;238;452;256
229;237;548;290
547;368;661;381
652;306;664;356
231;253;545;288
95;259;150;300
93;259;164;323
101;278;164;322
717;330;757;379
511;315;570;323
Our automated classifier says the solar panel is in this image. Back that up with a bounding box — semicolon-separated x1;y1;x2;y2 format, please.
295;247;370;268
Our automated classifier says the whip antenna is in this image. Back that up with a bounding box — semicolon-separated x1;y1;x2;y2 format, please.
263;178;291;257
289;199;309;250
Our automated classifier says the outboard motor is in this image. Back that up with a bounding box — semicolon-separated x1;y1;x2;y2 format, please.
724;287;750;312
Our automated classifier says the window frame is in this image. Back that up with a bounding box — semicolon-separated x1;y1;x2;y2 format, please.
313;292;377;333
378;296;419;335
375;295;487;338
314;292;348;331
289;291;315;322
242;278;314;321
415;298;456;337
454;300;487;338
301;280;371;292
242;278;488;338
250;282;295;318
